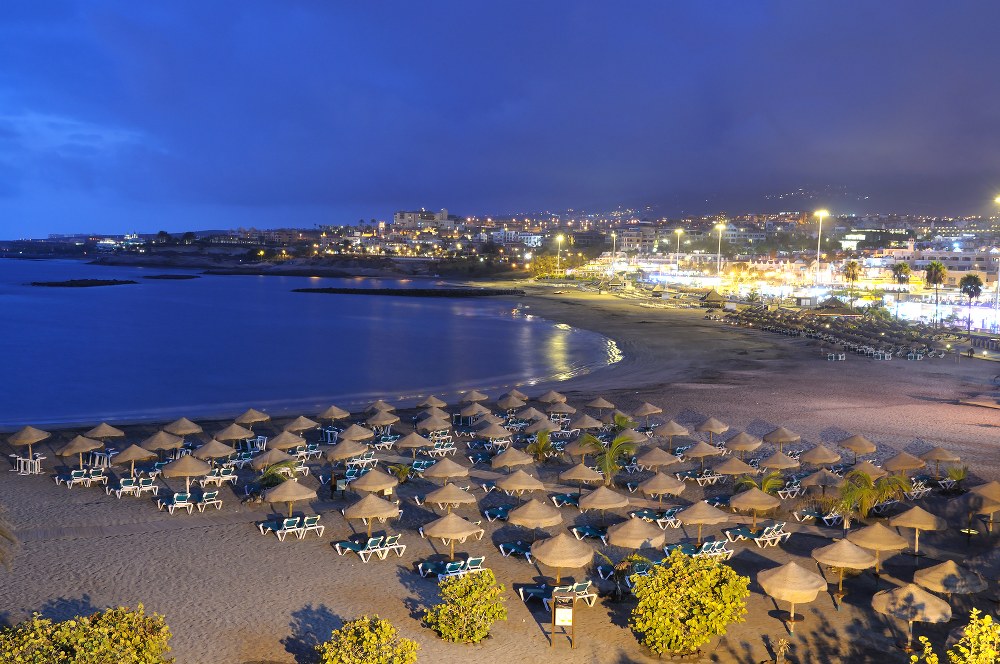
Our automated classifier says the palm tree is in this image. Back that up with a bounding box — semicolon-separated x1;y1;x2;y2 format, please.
959;273;984;336
843;260;862;309
891;262;911;319
0;508;18;570
734;471;785;495
925;261;947;328
585;433;637;487
526;429;556;463
836;470;911;531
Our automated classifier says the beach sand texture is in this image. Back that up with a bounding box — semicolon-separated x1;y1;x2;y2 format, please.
2;288;999;663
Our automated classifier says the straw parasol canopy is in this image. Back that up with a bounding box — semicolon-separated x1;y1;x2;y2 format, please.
851;460;888;481
954;491;1000;535
111;443;156;477
366;410;400;428
537;390;567;404
283;415;320;433
632;402;662;418
654;420;689;443
507;498;562;529
847;522;908;574
516;407;547;422
637;446;680;469
919;447;960;480
801;468;845;496
267;431;306;451
57;435;103;469
460;403;491;419
914;560;987;597
416;416;451;433
325;438;368;462
496;395;526;411
970;481;1000;503
530;533;593;583
491;447;534;471
569;414;603;430
547;401;577;415
395;432;433;459
422;458;470;482
579;486;629;516
724;432;762;458
524;418;561;435
883;451;926;475
695;417;729;444
586;396;615;411
344;493;400;536
839;434;876;462
475;422;512;440
251;448;294;471
417;407;450;421
685;440;723;471
141;430;183;452
350;468;398;494
812;538;876;598
872;584;952;652
424;483;477;513
800;445;841;466
422;513;484;560
161;454;212;492
478;415;509;429
163;417;202;436
503;388;530;401
215;423;254;442
460;390;490;403
317;405;350;421
338;424;375;442
714;457;757;477
762;426;800;452
758;562;827;632
563;438;595;462
637;472;685;504
496;469;544;496
235;408;270;427
417;396;447;409
366;399;395;412
8;426;50;457
559;463;603;494
192;439;236;462
889;506;947;555
607;517;666;549
263;478;317;518
760;451;800;471
86;422;125;440
730;487;781;532
677;501;730;546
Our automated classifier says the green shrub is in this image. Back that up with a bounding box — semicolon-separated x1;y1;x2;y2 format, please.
423;569;507;643
316;615;418;664
629;550;750;656
912;609;1000;664
0;603;173;663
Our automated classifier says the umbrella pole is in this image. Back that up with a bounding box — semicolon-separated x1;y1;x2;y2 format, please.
788;602;796;633
131;460;136;478
450;539;455;561
914;528;921;556
78;452;84;470
751;510;758;533
555;568;561;585
904;621;914;653
288;502;293;518
697;524;703;547
368;520;373;537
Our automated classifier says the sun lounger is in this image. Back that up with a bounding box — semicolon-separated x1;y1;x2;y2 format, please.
499;540;533;563
656;508;682;529
374;534;406;559
419;559;465;579
519;583;570;603
157;492;193;515
108;477;139;498
294;514;324;538
630;508;660;522
467;452;492;465
752;523;791;548
871;499;898;514
335;536;383;562
704;495;730;508
821;509;843;526
695;471;723;487
87;468;108;486
484;504;513;522
905;483;932;500
793;508;822;522
551;493;579;508
724;525;756;542
666;540;734;560
196;490;222;512
56;469;90;488
571;525;607;544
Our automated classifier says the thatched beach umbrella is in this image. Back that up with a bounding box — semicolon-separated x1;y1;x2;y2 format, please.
263;478;317;518
422;458;470;483
516;406;547;422
235;408;270;429
531;533;593;583
496;394;526;411
568;414;603;431
491;447;533;472
161;454;212;493
872;583;951;652
325;438;368;463
724;432;761;459
111;443;156;478
760;451;800;472
417;396;447;409
677;501;730;546
637;472;685;504
851;460;888;481
685;441;723;471
416;416;451;433
424;483;477;513
502;388;530;401
350;468;398;495
365;410;400;429
460;390;490;403
654;420;689;451
563;438;595;463
508;498;562;530
317;405;351;421
366;399;395;413
847;522;908;575
85;422;125;441
524;419;560;436
423;513;484;560
839;434;876;463
758;562;827;633
801;468;845;496
632;402;662;427
267;431;306;451
215;423;254;442
919;447;960;480
970;481;1000;503
812;538;876;601
474;413;504;427
475;422;512;440
695;417;729;444
762;427;800;453
914;560;987;599
417;407;450;422
953;491;1000;535
883;452;926;475
338;424;375;442
714;457;757;477
547;401;577;415
7;426;50;458
163;417;203;437
57;435;103;470
284;415;320;433
607;517;666;549
395;432;433;460
537;390;567;404
730;487;780;532
496;469;544;498
579;486;629;522
586;397;615;415
800;445;841;467
251;449;294;471
637;446;680;470
141;431;183;453
889;506;947;556
192;439;236;462
559;463;603;495
344;493;400;536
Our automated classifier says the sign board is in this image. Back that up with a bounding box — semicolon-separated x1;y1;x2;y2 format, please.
550;592;576;649
554;607;573;627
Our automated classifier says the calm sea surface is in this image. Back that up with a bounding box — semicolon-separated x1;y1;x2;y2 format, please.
0;259;619;427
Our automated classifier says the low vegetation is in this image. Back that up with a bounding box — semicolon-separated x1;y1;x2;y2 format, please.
423;570;507;644
316;615;419;664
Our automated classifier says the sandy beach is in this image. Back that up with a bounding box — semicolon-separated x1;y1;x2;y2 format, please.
3;285;1000;663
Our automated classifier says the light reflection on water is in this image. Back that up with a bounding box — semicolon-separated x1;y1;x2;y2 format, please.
0;260;621;426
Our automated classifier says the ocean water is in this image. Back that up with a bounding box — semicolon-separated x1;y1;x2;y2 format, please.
0;259;619;426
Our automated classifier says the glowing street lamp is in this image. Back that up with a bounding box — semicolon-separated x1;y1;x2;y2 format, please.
674;228;684;266
814;210;829;287
715;223;726;276
556;234;565;274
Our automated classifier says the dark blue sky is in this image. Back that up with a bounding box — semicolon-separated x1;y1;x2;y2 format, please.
3;1;1000;237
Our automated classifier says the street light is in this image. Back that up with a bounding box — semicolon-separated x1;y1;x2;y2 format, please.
610;232;617;276
556;234;564;274
814;209;829;287
674;228;684;267
715;223;726;277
